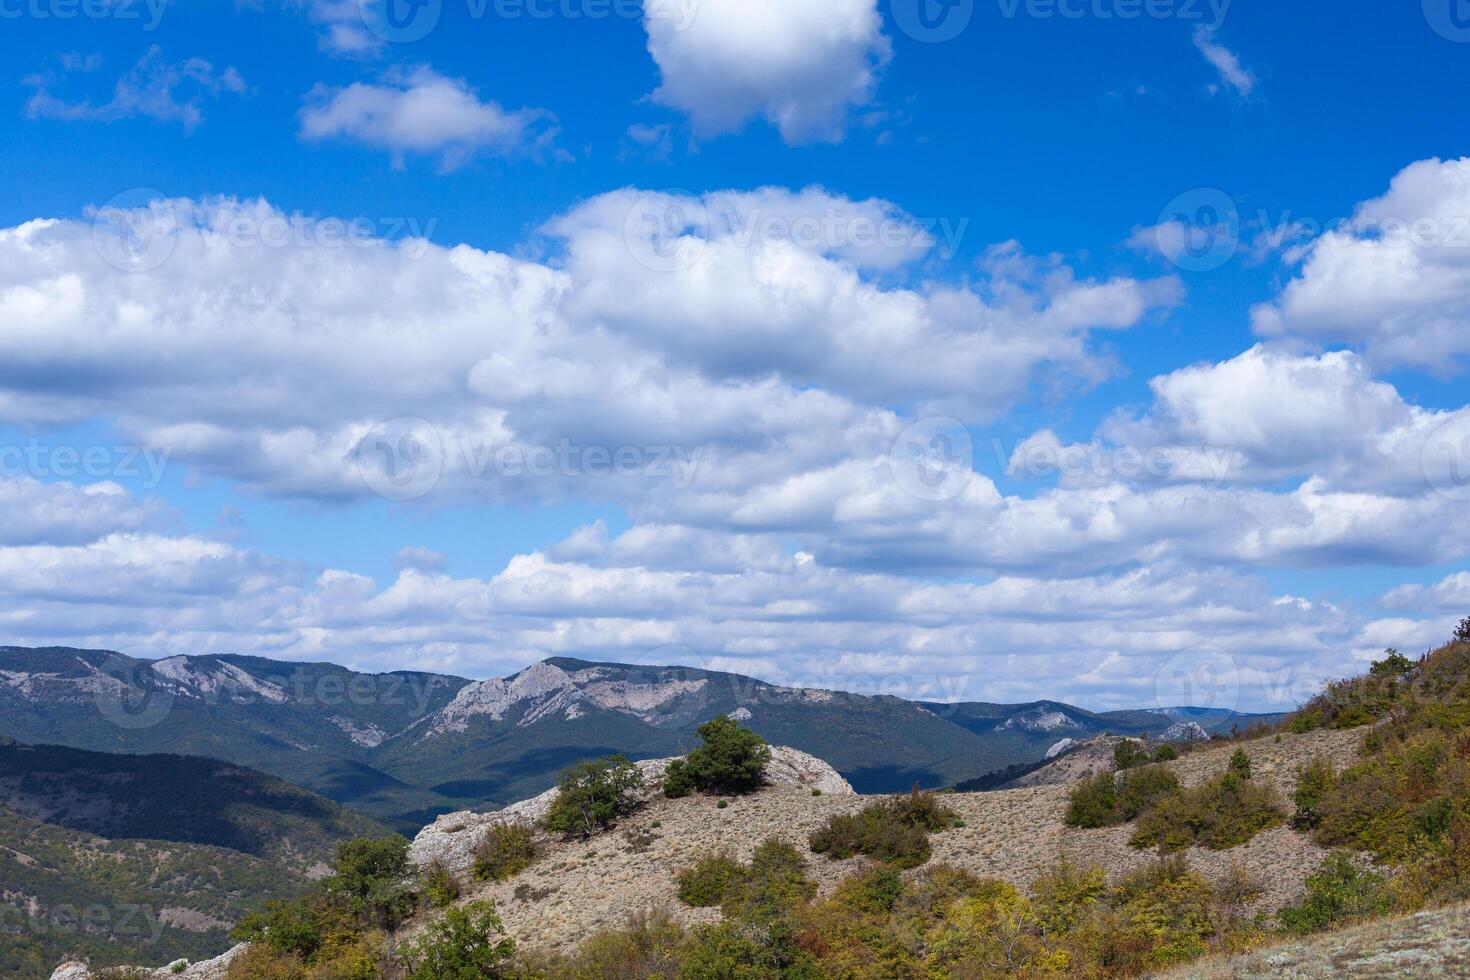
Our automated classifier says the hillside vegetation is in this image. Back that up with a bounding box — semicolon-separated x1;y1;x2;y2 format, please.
0;741;384;980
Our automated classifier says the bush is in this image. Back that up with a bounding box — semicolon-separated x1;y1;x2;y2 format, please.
1153;743;1179;762
1227;748;1253;781
1292;757;1336;831
1064;765;1180;829
1114;739;1151;770
722;839;817;923
544;755;644;838
233;834;415;968
420;858;460;908
1129;761;1282;852
662;716;771;798
399;901;515;980
472;823;537;881
676;854;747;907
1278;851;1391;934
323;835;416;932
809;789;957;869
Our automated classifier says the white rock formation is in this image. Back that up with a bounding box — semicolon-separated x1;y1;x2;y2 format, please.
408;745;854;876
1045;737;1077;759
50;944;246;980
1160;721;1211;743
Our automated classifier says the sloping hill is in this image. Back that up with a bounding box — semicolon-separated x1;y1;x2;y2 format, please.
1161;901;1470;978
405;726;1366;954
0;741;385;980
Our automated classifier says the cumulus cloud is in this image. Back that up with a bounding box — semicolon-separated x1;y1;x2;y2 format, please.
300;68;559;169
642;0;890;143
0;192;1174;520
1017;346;1470;495
24;47;246;132
1253;157;1470;374
0;477;1369;711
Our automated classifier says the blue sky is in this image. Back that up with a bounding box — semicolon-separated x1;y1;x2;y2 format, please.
1;0;1469;712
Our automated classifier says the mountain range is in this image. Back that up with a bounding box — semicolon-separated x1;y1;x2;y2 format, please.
0;646;1281;830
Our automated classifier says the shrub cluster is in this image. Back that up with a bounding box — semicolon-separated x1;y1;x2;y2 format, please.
1065;765;1180;829
472;824;538;882
1129;751;1283;852
543;755;643;838
662;716;771;798
228;834;509;979
1113;739;1152;770
531;852;1271;978
808;787;958;869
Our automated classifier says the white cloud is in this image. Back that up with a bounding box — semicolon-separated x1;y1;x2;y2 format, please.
0;192;1174;519
1253;157;1470;374
1192;27;1255;97
300;67;559;170
642;0;890;144
24;47;246;132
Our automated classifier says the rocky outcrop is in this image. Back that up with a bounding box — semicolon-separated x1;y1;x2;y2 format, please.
408;745;854;876
1160;721;1211;743
1045;737;1078;759
50;944;246;980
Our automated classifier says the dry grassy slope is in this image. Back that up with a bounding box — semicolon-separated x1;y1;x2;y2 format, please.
1158;902;1470;978
449;726;1366;953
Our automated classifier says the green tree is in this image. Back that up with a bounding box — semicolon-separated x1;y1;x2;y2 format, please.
400;901;515;980
544;755;643;838
663;716;771;797
1369;649;1416;678
324;834;416;931
1292;757;1336;831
